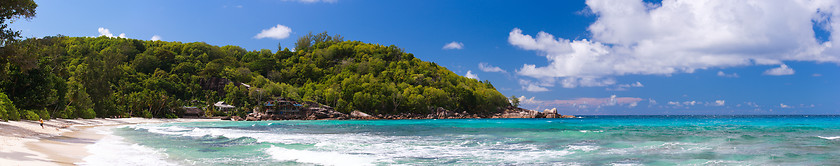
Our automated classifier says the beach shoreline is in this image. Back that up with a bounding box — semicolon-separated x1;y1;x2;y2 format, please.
0;118;219;165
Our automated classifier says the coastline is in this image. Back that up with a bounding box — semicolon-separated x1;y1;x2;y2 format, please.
0;118;219;165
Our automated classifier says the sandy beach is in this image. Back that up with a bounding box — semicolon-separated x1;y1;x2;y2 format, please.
0;118;219;166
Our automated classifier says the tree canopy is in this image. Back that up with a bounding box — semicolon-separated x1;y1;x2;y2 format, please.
0;0;37;46
0;32;510;120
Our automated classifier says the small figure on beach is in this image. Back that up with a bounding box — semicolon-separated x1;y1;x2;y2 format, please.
40;118;44;129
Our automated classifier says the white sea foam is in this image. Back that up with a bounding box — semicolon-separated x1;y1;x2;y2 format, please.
579;130;603;133
130;124;576;165
567;145;599;152
602;142;706;156
611;164;641;166
817;136;840;140
78;126;177;166
265;146;377;166
130;125;262;141
703;160;742;165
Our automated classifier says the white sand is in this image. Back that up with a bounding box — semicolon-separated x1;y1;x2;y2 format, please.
0;118;219;165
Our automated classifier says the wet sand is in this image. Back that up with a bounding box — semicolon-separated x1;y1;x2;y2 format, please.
0;118;219;165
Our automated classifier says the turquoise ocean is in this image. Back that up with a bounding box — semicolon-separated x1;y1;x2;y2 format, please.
79;115;840;165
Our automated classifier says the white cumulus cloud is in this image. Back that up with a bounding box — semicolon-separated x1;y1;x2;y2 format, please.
464;70;479;80
511;0;840;89
763;64;795;76
717;71;740;78
523;84;549;92
443;41;464;50
255;24;292;39
714;100;725;106
561;77;615;88
609;81;644;91
519;79;550;92
517;96;541;105
618;81;644;88
478;62;506;73
98;27;125;38
150;35;162;41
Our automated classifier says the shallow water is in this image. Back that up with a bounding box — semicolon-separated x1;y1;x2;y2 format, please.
80;115;840;165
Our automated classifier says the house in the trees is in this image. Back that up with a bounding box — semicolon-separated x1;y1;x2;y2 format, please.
214;101;235;112
263;98;304;117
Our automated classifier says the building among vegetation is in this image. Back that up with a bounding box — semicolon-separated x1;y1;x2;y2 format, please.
213;101;235;113
263;97;302;115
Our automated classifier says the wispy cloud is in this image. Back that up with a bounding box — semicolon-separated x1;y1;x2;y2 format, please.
255;24;292;39
717;71;739;78
442;41;464;50
763;64;795;76
523;84;549;92
518;95;644;109
668;101;700;107
561;77;615;88
608;81;643;91
714;100;725;106
478;62;506;73
519;79;550;92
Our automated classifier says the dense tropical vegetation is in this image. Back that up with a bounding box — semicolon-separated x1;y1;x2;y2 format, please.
0;32;511;120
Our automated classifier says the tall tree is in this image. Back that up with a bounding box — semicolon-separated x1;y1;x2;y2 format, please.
510;95;520;107
0;0;37;46
0;92;20;121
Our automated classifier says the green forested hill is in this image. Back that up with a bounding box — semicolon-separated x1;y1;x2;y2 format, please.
0;32;509;120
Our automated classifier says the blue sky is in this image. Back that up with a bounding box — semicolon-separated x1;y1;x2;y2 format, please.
12;0;840;115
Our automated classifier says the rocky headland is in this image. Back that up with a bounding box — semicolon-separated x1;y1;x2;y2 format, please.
239;105;575;121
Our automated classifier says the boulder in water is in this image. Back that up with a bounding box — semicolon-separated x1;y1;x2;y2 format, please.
350;111;375;119
543;108;558;118
499;106;540;118
231;116;244;121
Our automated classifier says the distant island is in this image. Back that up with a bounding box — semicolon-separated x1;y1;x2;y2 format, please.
0;32;572;121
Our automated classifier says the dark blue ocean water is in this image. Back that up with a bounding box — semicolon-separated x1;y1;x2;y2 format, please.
80;115;840;165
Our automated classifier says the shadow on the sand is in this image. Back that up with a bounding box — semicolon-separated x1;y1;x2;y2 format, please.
43;135;98;144
0;151;74;165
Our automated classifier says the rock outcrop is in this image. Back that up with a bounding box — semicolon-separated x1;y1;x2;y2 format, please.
200;77;232;95
543;108;558;118
245;115;259;121
350;111;375;119
235;103;574;121
303;102;347;120
560;115;576;118
306;107;346;120
433;107;454;119
488;107;575;119
494;106;541;118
